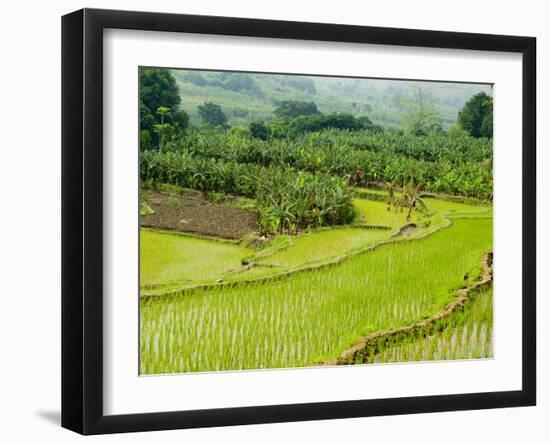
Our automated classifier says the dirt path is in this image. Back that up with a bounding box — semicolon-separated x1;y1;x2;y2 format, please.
322;251;493;366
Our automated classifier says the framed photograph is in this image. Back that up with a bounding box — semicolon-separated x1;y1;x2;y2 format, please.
62;8;536;435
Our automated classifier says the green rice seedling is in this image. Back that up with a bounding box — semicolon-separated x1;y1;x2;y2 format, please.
256;227;390;268
140;217;492;374
352;198;425;228
374;285;493;363
221;226;393;283
422;197;492;216
140;230;252;292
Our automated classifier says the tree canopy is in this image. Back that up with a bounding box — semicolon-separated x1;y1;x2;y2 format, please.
457;92;493;138
397;86;442;136
139;68;189;150
198;102;228;127
140;68;181;113
274;101;320;119
268;112;383;138
250;121;270;140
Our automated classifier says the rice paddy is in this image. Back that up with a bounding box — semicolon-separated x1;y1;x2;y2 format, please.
140;215;493;374
141;199;412;293
353;198;420;227
140;230;252;292
421;197;492;216
374;285;493;363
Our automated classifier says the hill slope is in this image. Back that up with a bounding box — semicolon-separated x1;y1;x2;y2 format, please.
170;68;492;129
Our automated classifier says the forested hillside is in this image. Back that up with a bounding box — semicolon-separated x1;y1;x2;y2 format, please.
170;69;492;128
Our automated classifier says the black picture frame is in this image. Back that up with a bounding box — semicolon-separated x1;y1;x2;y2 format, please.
62;8;536;435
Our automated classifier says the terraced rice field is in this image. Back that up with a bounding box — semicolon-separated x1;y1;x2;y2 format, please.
140;230;251;292
140;212;492;374
138;68;495;376
374;285;493;363
353;198;420;227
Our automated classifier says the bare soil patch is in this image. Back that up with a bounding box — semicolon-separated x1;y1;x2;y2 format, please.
141;191;258;240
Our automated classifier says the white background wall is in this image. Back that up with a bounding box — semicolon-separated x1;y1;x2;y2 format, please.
0;0;546;441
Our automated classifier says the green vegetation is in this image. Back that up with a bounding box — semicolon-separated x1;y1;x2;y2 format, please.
458;92;493;138
375;285;493;363
164;197;180;208
353;198;420;227
142;129;493;200
140;218;492;374
171;69;492;129
139;196;476;295
140;150;355;235
268;112;383;138
249;121;269;140
140;68;189;150
274;100;320;119
140;230;251;291
254;227;389;268
139;68;494;373
422;197;492;216
197;102;228;128
396;86;442;135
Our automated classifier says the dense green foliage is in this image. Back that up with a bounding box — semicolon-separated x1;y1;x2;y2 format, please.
139;68;189;149
458;92;493;138
144;128;492;199
139;69;493;235
140;69;181;117
268;112;382;138
273;100;320;118
197;102;228;127
249;121;269;140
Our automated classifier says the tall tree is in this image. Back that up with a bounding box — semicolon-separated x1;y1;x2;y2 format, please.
273;101;320;119
140;68;180;114
458;92;493;138
397;86;442;136
198;102;228;127
153;106;173;151
139;68;189;149
250;121;270;140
